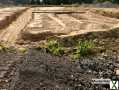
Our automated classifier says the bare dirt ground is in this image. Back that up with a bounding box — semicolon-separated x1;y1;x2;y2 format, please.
0;7;119;90
0;7;31;90
0;7;119;45
19;7;119;43
0;7;32;45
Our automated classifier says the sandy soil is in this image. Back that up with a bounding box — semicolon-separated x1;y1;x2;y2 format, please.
20;7;119;42
0;7;32;45
0;7;119;44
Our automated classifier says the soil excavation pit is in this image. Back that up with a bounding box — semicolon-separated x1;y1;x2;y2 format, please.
10;49;119;90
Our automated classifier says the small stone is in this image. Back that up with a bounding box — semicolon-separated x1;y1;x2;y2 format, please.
88;70;92;74
0;71;7;78
116;69;119;75
55;85;60;88
93;71;97;75
4;80;9;83
70;75;74;78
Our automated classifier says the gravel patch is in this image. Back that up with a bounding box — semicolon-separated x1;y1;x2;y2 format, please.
10;49;119;90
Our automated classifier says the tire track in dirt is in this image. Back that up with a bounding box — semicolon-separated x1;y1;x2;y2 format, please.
71;11;119;30
25;13;64;34
0;8;32;45
21;12;66;41
20;7;119;42
56;11;119;36
55;14;88;34
47;14;66;28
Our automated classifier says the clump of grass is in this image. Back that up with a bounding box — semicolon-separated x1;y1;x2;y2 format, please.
72;40;95;60
18;47;27;54
36;39;95;59
0;43;9;52
46;39;64;56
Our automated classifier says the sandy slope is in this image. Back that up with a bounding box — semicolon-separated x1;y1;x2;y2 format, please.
0;8;32;45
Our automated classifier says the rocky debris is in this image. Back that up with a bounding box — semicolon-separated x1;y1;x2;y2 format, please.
0;50;20;90
0;71;7;78
10;49;119;90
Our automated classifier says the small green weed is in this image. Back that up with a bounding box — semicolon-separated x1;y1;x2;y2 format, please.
72;40;95;59
46;39;64;56
0;43;9;52
18;47;27;54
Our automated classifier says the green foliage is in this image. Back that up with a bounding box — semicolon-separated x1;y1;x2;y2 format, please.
16;0;119;5
18;47;27;53
46;39;64;56
37;39;96;60
72;40;95;59
0;44;9;52
95;0;113;3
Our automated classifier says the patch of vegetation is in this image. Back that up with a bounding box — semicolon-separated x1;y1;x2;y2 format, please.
18;47;27;54
0;43;17;53
36;39;96;59
95;9;119;19
46;39;64;56
0;43;9;52
71;40;95;60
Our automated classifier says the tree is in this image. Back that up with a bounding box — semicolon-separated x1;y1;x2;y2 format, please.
28;0;119;5
95;0;113;3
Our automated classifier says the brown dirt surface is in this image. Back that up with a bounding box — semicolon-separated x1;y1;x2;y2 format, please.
0;7;119;90
0;7;32;45
10;49;119;90
19;7;119;42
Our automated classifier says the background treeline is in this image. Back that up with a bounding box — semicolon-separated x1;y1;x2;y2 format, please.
15;0;119;5
31;0;119;5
